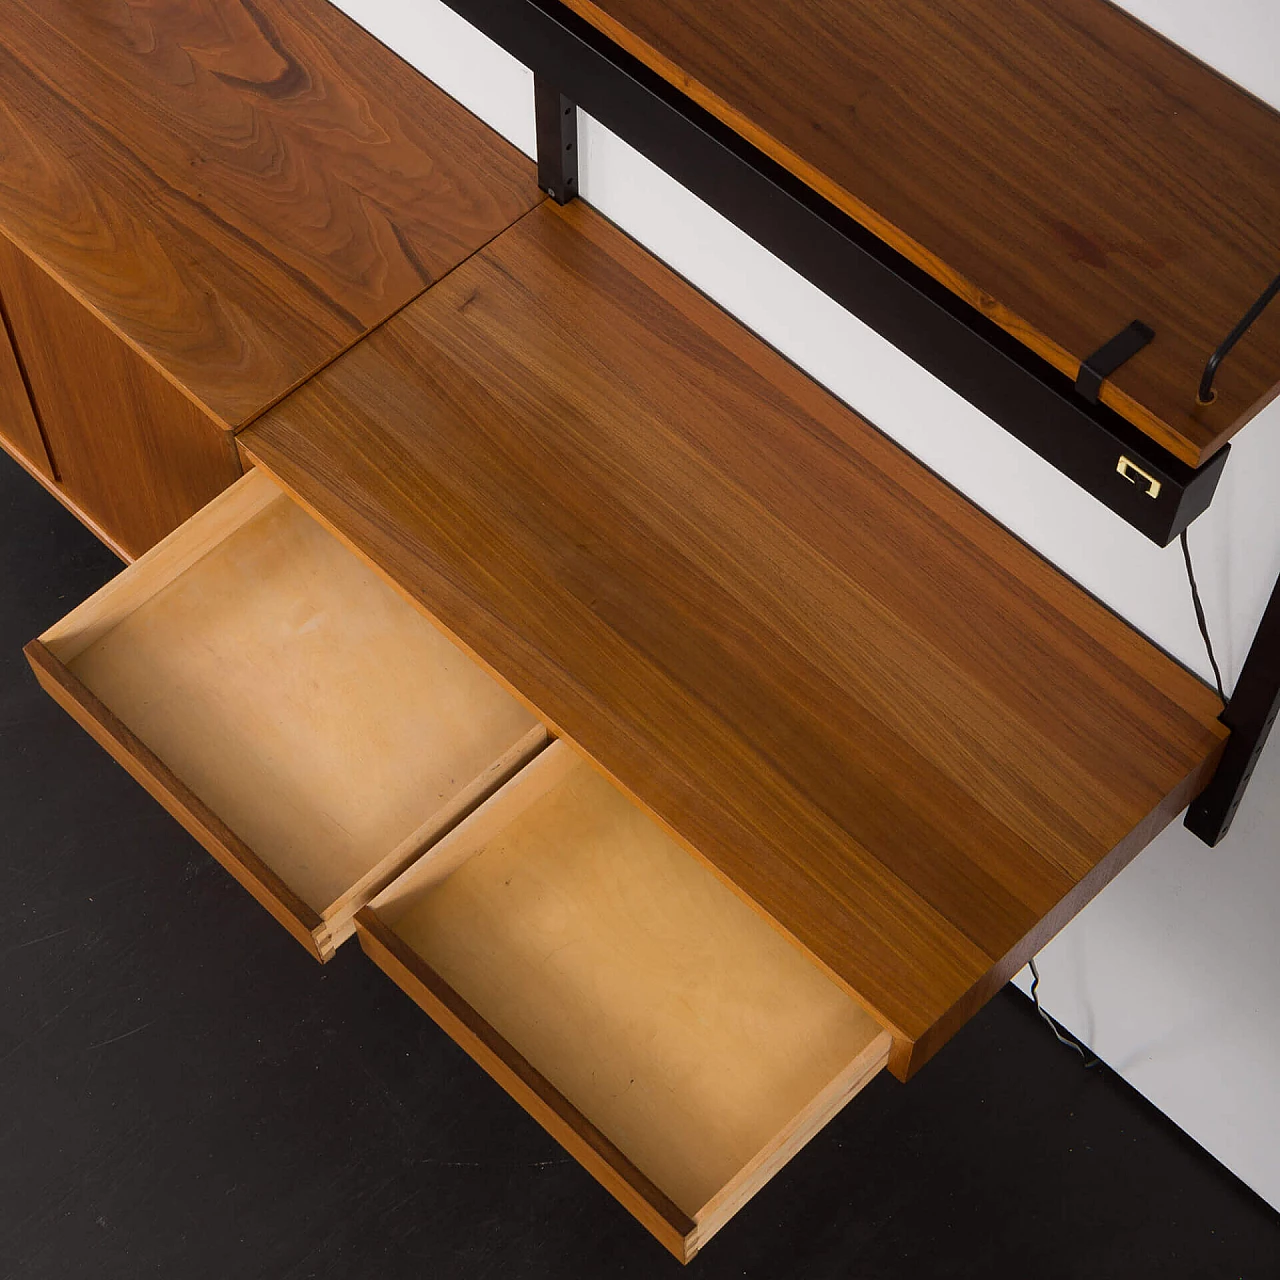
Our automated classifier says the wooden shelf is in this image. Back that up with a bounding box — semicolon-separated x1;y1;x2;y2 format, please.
242;201;1228;1077
0;0;542;432
554;0;1280;468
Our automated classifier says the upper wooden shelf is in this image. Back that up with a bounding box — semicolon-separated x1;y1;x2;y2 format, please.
242;201;1227;1076
558;0;1280;467
0;0;541;431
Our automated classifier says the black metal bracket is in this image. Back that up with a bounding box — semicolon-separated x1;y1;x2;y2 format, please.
1074;320;1155;405
535;74;578;204
1182;272;1280;843
1185;569;1280;846
439;0;1225;546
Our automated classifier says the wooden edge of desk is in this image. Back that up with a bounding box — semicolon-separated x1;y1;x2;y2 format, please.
896;734;1228;1078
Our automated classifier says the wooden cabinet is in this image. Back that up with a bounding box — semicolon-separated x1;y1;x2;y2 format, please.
12;0;1248;1257
26;201;1228;1257
0;236;243;559
0;0;542;558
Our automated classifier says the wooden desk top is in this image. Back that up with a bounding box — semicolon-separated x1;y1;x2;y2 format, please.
244;202;1227;1077
0;0;541;430
560;0;1280;467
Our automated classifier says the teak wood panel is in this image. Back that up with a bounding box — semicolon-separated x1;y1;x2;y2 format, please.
559;0;1280;466
26;470;547;959
0;0;542;431
359;741;891;1261
0;235;243;558
0;274;49;479
244;201;1228;1076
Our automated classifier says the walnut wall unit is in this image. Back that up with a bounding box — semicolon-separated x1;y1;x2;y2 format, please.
8;0;1268;1262
26;196;1229;1256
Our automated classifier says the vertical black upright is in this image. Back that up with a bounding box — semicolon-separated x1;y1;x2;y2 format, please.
535;75;578;204
1185;570;1280;845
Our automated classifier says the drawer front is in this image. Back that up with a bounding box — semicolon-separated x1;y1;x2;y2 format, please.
359;741;891;1261
27;469;547;960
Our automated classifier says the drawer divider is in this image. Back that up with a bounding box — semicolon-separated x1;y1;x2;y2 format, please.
320;724;550;942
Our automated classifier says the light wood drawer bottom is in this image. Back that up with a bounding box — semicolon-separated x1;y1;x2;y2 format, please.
26;469;547;959
358;740;891;1261
27;466;889;1256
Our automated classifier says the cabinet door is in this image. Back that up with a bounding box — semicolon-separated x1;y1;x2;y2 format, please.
0;237;242;558
0;287;52;479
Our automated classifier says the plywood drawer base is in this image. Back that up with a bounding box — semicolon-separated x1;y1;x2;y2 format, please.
358;740;892;1260
26;469;547;960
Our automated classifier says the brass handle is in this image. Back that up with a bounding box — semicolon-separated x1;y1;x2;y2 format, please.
1116;455;1161;499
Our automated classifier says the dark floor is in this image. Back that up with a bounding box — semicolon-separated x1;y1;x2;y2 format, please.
2;450;1278;1280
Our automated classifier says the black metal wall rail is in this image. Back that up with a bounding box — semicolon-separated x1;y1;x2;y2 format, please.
440;0;1228;546
1185;571;1280;846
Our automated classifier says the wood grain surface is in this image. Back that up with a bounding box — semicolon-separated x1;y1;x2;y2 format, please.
559;0;1280;466
245;202;1229;1076
0;0;542;430
0;277;49;478
0;236;243;557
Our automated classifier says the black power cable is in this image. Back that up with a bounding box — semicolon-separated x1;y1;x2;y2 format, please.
1024;533;1227;1070
1180;528;1227;703
1027;957;1100;1069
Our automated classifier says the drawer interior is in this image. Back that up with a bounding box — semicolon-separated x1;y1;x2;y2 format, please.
33;469;545;956
361;740;891;1259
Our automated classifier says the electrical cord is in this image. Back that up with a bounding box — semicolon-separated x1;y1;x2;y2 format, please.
1180;528;1227;703
1022;534;1224;1070
1027;957;1100;1069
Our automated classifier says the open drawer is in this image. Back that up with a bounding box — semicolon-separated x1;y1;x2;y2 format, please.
24;470;548;960
356;739;892;1261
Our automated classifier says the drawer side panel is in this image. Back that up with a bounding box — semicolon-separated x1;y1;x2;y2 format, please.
25;637;327;960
